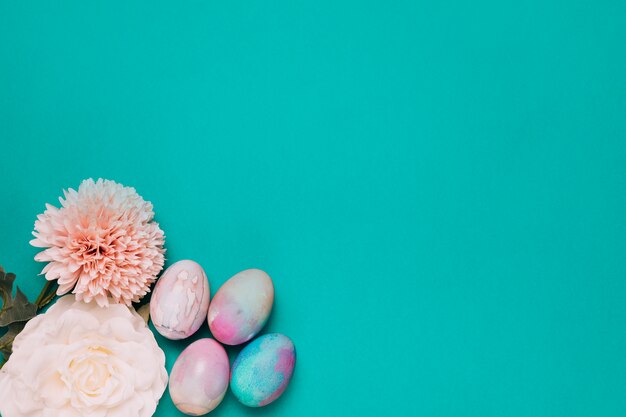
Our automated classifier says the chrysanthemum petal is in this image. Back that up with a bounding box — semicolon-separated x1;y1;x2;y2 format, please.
31;179;165;306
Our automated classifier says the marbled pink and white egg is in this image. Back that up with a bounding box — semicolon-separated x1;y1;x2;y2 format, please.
169;338;230;415
208;269;274;345
150;260;210;340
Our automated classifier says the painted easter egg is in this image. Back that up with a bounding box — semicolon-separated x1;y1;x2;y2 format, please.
169;338;230;415
208;269;274;345
230;333;296;407
150;260;210;340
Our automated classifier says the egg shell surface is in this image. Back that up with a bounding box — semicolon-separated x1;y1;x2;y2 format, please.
230;333;296;407
207;269;274;345
169;338;230;415
150;260;210;340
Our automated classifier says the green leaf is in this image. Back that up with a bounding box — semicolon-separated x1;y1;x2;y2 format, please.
0;321;26;368
0;266;38;327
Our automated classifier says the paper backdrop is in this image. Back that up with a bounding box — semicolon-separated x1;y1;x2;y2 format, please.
1;1;626;416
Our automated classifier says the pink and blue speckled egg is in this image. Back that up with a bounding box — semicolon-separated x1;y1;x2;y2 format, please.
207;269;274;345
169;338;230;415
230;333;296;407
150;260;210;340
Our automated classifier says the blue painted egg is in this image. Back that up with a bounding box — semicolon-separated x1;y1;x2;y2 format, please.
230;333;296;407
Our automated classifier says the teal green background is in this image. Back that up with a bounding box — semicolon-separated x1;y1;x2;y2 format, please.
1;1;625;416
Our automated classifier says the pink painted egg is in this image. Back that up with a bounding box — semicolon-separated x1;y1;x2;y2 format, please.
150;260;210;340
208;269;274;345
169;338;230;415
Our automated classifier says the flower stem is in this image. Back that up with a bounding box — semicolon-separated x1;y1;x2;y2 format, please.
39;289;57;309
34;280;57;310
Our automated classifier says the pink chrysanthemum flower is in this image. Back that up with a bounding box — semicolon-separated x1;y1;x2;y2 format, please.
31;178;166;307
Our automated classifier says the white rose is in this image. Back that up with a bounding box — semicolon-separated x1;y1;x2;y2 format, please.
0;296;168;417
